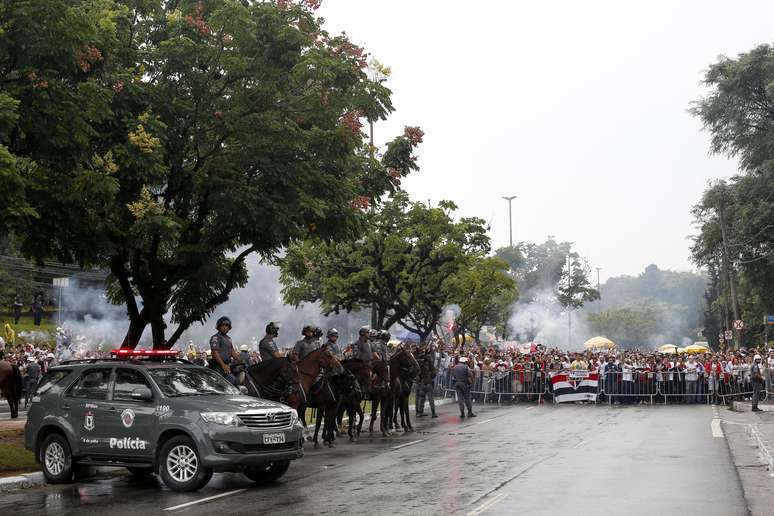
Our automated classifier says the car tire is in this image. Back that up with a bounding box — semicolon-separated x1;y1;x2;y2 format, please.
127;467;153;477
243;460;291;484
158;436;212;492
40;433;74;484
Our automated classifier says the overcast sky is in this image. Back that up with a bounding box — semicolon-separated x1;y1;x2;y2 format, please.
317;0;772;281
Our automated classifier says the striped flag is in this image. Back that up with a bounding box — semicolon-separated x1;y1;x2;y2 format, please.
551;372;599;403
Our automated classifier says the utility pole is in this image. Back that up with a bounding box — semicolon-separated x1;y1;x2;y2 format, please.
502;195;516;247
596;267;602;313
717;186;742;348
369;118;378;330
567;254;572;348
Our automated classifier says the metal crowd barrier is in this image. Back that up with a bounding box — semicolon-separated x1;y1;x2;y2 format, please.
490;370;547;404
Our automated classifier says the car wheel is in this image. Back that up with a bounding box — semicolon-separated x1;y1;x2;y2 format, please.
243;460;291;484
158;436;212;492
127;467;153;477
40;433;74;484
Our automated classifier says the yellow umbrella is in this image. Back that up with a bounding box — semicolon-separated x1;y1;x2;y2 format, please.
658;344;678;354
677;347;687;353
583;336;616;350
684;344;709;354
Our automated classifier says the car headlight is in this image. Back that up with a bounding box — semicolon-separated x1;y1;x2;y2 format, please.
290;409;299;427
200;412;242;426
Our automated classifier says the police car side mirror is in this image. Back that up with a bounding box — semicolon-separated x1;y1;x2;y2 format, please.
131;387;154;402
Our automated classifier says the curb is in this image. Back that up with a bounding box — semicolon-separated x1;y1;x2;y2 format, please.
0;467;123;493
732;401;774;413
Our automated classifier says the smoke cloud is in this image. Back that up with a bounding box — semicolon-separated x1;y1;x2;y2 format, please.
507;289;593;350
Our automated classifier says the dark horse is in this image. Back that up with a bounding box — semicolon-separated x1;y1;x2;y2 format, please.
243;358;301;408
295;347;343;430
308;373;339;448
389;349;420;433
0;360;23;418
332;368;364;442
369;360;395;436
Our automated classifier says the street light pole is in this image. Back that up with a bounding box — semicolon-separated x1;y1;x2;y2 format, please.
596;267;602;313
502;195;516;247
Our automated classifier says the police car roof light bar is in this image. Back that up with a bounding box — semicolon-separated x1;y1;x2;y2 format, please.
110;349;180;357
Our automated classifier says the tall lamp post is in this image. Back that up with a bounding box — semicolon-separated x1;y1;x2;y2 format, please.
502;195;517;247
596;267;602;313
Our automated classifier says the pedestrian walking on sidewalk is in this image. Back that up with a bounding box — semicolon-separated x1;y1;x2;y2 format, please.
751;355;764;412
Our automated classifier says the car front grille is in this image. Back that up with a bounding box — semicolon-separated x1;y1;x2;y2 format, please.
238;411;293;429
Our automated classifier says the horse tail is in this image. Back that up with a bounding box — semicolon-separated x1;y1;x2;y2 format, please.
12;365;22;401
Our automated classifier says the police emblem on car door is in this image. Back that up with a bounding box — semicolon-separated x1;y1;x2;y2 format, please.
84;410;95;431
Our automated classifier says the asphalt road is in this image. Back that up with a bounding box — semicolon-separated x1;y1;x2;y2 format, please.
0;402;748;516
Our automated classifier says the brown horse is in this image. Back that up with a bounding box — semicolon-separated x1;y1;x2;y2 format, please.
293;347;343;430
0;360;23;419
369;361;394;436
244;358;301;407
390;349;420;432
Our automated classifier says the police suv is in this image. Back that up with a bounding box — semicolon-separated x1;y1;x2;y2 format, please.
24;349;304;492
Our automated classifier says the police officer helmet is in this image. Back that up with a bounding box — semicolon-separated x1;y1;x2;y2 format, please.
358;326;370;336
302;324;314;335
313;326;323;338
327;328;339;338
368;329;379;339
379;330;391;341
216;316;232;329
266;321;280;336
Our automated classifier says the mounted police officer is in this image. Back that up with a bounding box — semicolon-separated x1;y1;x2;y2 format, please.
293;325;319;361
451;356;476;418
209;316;241;386
259;322;284;362
416;345;438;418
325;328;343;359
351;326;373;365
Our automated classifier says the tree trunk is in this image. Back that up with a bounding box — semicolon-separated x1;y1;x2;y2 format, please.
121;309;147;349
717;195;742;348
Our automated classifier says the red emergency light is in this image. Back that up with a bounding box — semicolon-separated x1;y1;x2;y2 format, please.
110;349;180;358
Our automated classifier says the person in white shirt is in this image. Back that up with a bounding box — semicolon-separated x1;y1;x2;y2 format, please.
684;357;699;403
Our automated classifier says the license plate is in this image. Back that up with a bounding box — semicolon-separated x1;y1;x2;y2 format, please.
263;433;285;445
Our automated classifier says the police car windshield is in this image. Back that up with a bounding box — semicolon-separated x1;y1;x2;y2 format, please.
148;367;240;397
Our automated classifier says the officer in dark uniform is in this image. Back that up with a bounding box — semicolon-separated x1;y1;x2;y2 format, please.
325;328;343;358
416;347;438;418
209;316;241;385
293;325;318;361
351;326;374;365
451;356;476;418
259;322;284;362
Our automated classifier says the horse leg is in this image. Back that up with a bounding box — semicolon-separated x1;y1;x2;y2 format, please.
325;405;336;447
404;396;414;431
312;408;323;448
369;398;378;434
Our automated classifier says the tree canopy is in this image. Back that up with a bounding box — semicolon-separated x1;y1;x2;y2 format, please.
0;0;421;347
278;192;494;340
691;43;774;346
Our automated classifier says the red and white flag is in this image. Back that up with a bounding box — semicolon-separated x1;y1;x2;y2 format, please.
550;371;599;403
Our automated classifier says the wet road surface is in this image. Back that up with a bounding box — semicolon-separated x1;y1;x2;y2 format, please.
0;402;747;516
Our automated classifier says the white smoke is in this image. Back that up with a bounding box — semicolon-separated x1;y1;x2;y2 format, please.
54;256;368;353
507;289;592;350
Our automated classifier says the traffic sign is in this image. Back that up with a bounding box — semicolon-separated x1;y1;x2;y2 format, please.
718;332;724;340
724;330;733;340
733;320;744;331
697;330;704;338
767;315;774;325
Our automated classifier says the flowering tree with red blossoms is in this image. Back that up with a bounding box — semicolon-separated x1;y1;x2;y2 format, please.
0;0;421;348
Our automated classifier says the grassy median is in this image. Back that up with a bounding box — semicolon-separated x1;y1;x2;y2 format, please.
0;428;38;477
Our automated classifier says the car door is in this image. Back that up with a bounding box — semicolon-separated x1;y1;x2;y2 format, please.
102;367;157;459
62;367;113;456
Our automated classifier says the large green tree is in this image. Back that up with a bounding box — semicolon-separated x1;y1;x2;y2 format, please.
449;256;517;344
691;43;774;345
0;0;420;347
278;192;490;340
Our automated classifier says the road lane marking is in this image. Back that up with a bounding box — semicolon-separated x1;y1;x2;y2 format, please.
526;407;535;410
163;489;247;511
711;418;724;438
573;440;585;448
391;439;424;450
476;418;495;425
468;493;507;515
